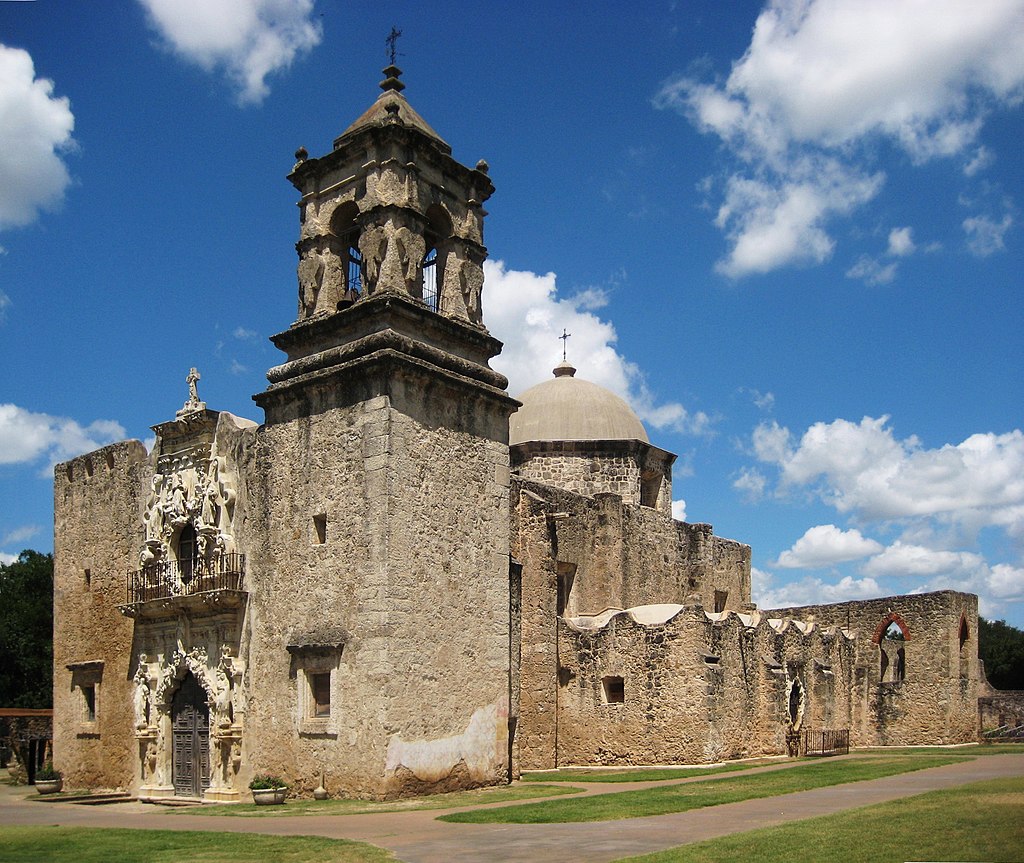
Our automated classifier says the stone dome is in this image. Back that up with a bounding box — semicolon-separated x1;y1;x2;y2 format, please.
509;362;649;445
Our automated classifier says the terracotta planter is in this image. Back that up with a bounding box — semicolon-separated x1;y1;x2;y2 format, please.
251;787;286;805
35;778;63;795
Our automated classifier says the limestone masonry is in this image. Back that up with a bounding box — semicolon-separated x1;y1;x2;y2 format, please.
54;67;988;801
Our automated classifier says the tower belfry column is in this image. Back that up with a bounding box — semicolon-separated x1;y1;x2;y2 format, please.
250;68;519;799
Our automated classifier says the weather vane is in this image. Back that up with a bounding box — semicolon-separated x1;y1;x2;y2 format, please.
559;328;572;361
386;26;403;65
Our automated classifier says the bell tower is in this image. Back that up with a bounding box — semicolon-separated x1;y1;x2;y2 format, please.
250;67;519;798
288;64;493;325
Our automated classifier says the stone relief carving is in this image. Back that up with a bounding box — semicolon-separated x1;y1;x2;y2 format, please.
138;450;239;582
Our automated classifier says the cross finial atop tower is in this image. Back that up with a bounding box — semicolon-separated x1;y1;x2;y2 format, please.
559;328;572;361
386;26;402;66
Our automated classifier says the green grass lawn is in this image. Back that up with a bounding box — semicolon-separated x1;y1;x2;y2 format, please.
0;826;394;863
439;754;969;823
611;775;1024;863
184;781;582;817
522;760;780;783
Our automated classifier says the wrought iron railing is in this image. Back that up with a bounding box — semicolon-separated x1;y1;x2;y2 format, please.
804;728;850;756
125;554;245;604
981;724;1024;742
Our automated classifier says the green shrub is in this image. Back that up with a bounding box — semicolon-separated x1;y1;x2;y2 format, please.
248;774;286;790
35;762;61;781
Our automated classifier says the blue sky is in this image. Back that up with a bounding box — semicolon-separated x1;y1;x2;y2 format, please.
1;0;1022;626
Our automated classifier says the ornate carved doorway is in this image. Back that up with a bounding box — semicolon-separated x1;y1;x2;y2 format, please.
171;672;210;798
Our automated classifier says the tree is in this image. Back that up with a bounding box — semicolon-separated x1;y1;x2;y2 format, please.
0;550;53;708
978;617;1024;691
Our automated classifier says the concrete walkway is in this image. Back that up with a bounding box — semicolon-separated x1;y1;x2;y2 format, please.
2;754;1021;863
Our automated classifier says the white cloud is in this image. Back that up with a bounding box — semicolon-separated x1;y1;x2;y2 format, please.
860;541;1024;614
752;416;1024;528
0;404;125;469
963;213;1013;256
2;525;41;545
671;499;687;521
775;524;883;569
484;260;711;434
0;289;9;322
846;254;897;286
887;227;916;257
137;0;322;105
712;157;882;277
0;44;75;230
655;0;1024;276
863;542;987;578
753;565;882;609
733;467;767;502
846;226;917;285
0;552;16;566
964;146;995;177
233;325;259;341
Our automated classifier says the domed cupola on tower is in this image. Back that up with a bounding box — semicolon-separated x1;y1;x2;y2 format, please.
509;361;676;514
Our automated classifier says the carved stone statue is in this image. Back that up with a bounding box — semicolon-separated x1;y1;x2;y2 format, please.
133;666;151;730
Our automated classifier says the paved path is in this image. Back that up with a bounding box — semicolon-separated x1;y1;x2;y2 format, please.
2;754;1021;862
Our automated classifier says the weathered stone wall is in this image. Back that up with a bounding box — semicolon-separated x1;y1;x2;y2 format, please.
764;592;979;746
978;692;1024;733
248;354;514;799
511;441;674;516
53;440;150;791
510;478;752;769
555;606;854;765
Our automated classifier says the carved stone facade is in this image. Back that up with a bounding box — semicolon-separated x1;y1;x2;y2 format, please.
53;67;985;802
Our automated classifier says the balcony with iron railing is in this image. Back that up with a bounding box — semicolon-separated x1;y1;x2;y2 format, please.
120;553;246;619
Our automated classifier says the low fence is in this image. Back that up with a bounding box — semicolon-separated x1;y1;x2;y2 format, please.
804;728;850;756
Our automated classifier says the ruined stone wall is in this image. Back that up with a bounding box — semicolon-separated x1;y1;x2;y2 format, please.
979;692;1024;733
510;478;752;769
554;607;854;765
763;592;979;746
53;440;150;790
249;361;513;799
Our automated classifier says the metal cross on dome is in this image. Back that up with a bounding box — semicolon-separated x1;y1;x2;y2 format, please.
559;328;572;361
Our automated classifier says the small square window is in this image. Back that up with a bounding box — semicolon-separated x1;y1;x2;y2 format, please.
310;672;331;717
312;514;327;545
602;675;625;704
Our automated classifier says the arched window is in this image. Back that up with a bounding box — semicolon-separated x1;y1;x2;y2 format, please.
421;204;452;313
959;615;970;651
421;247;439;311
330;202;363;307
877;618;908;682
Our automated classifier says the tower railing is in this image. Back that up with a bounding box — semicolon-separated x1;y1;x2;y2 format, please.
125;554;245;604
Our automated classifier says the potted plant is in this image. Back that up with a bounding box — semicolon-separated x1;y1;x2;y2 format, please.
248;774;286;805
35;763;63;795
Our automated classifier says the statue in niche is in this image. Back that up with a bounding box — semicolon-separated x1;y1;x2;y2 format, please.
460;258;484;325
133;665;151;730
167;478;188;526
358;225;387;294
315;251;345;314
298;246;325;318
144;739;157;781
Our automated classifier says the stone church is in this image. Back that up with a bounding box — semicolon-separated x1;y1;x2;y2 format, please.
53;67;981;802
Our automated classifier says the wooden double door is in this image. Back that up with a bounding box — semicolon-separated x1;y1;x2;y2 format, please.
171;672;210;798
